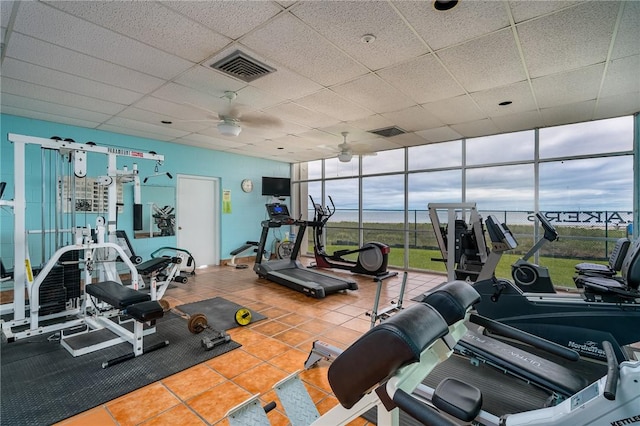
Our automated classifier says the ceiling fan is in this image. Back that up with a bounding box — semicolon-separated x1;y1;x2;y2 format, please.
332;132;377;162
177;91;281;137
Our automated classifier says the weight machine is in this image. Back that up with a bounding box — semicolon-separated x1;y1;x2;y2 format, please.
429;202;489;282
2;133;167;361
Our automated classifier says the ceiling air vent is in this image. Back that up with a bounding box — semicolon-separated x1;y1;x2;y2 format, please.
369;126;406;137
210;50;276;83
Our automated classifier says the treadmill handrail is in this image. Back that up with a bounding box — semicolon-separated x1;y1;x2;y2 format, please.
470;313;580;361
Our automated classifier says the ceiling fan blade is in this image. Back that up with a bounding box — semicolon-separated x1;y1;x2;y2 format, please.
240;113;282;128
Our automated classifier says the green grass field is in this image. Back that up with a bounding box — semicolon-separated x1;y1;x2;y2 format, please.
316;244;592;287
308;218;629;288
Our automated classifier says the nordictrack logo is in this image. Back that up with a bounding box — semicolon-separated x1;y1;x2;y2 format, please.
567;340;606;358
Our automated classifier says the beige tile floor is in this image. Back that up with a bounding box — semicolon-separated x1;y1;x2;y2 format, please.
54;261;445;426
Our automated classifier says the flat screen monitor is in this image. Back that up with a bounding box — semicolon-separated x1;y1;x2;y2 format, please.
262;177;291;197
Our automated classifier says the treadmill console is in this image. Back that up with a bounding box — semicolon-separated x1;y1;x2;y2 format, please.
266;203;291;222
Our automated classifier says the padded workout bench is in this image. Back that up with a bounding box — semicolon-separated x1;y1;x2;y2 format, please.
61;280;166;365
137;254;188;301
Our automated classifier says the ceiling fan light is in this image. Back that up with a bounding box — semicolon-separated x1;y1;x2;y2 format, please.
217;121;242;136
338;152;353;162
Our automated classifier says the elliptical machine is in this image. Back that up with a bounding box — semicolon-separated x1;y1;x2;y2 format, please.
308;195;397;278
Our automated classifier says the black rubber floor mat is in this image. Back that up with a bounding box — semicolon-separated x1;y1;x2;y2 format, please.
176;296;266;330
1;313;240;426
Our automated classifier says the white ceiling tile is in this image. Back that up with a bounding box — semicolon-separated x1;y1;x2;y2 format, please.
377;54;466;104
421;95;486;125
471;81;538;117
175;133;250;150
262;101;339;128
1;58;144;105
612;0;640;59
394;1;509;51
292;1;427;71
1;93;111;123
240;12;368;86
384;132;431;148
450;118;500;138
248;61;324;100
415;126;463;143
5;33;165;93
601;55;640;98
295;89;373;122
594;93;640;121
381;106;445;132
13;2;193;79
518;2;618;78
438;29;527;92
173;66;247;98
149;83;236;116
43;1;231;63
116;106;211;133
332;74;416;114
96;124;177;142
2;77;125;115
345;114;395;132
491;110;544;134
161;1;282;40
1;1;14;28
540;100;597;127
0;106;102;129
103;117;190;139
532;64;605;108
234;86;286;111
508;1;582;23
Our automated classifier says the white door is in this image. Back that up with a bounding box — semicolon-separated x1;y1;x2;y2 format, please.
176;175;219;267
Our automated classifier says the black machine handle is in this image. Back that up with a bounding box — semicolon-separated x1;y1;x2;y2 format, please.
470;314;580;362
602;341;619;400
393;389;458;426
490;280;508;302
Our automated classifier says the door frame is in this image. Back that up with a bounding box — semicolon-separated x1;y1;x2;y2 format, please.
176;174;220;266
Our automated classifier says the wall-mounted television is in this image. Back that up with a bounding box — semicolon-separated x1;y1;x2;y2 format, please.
262;176;291;197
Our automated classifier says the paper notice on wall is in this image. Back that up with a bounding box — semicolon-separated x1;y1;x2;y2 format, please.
222;189;232;214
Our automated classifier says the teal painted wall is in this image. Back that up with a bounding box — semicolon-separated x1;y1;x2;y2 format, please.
0;114;290;269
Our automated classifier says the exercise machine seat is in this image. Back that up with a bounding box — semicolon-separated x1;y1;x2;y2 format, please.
575;238;630;277
126;300;164;322
419;281;481;325
576;237;640;295
137;257;173;276
86;281;150;309
328;303;448;409
433;377;483;422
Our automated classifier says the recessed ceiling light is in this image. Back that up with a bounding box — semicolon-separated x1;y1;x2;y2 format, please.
161;120;172;124
361;34;376;44
498;101;513;106
433;0;459;11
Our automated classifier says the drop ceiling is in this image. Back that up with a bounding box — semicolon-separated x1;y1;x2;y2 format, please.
1;1;638;163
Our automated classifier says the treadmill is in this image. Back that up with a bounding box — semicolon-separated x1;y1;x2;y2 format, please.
254;203;358;298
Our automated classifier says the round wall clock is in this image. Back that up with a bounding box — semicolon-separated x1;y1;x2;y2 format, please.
241;179;253;193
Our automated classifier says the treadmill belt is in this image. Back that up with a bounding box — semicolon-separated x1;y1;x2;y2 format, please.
423;355;551;415
362;355;551;425
278;268;354;290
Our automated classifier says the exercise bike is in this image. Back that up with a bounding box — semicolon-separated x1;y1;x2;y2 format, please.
308;195;397;278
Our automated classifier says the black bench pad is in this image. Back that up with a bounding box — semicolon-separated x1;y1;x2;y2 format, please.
328;303;449;409
86;281;150;309
137;257;172;275
126;300;164;322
